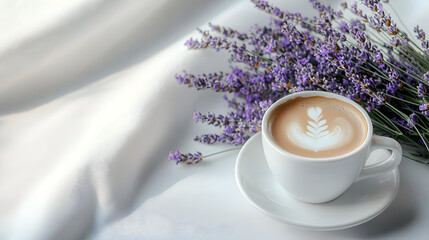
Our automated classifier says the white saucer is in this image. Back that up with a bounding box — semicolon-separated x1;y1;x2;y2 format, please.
235;132;400;231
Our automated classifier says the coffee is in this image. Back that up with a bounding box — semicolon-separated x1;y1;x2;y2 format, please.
269;96;368;158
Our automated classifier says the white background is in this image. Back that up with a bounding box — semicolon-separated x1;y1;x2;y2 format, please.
0;0;428;239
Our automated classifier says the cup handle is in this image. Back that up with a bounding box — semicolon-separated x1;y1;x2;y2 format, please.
355;135;402;182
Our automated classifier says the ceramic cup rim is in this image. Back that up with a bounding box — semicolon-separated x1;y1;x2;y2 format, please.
261;91;373;162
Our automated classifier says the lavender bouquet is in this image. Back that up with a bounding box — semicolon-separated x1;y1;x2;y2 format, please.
169;0;429;165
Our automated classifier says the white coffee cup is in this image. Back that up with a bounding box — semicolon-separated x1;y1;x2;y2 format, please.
261;91;402;203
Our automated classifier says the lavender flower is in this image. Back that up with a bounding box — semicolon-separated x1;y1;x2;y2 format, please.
169;151;202;165
171;0;429;165
418;83;426;98
408;113;418;128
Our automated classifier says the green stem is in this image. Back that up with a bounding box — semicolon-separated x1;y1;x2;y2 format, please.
399;44;429;71
395;47;427;74
379;29;429;74
373;108;402;133
359;65;390;82
245;50;273;64
364;62;417;92
400;135;425;148
202;147;242;158
412;124;429;152
361;35;426;79
383;60;428;86
371;118;401;136
386;94;421;106
403;151;429;166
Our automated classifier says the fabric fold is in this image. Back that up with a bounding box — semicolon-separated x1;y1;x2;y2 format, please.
0;1;235;239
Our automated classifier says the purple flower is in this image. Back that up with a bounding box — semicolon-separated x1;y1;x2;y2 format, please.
408;113;418;128
171;0;429;165
418;83;426;98
419;103;429;111
415;25;426;41
169;151;203;165
386;82;395;94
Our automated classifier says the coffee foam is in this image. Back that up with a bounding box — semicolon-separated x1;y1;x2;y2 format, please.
269;96;368;158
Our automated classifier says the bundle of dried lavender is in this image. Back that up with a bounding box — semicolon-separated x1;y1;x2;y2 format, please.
170;0;429;165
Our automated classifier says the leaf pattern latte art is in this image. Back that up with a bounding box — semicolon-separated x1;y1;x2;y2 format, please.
306;107;328;140
287;107;352;152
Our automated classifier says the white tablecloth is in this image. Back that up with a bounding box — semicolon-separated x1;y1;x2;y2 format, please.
1;0;429;239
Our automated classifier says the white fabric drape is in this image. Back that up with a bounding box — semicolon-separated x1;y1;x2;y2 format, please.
0;1;235;239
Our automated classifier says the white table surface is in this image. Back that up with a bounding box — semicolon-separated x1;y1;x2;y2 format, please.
94;139;429;240
1;0;429;239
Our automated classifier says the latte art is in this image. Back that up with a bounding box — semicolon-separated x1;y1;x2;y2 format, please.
288;107;353;152
269;96;368;158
